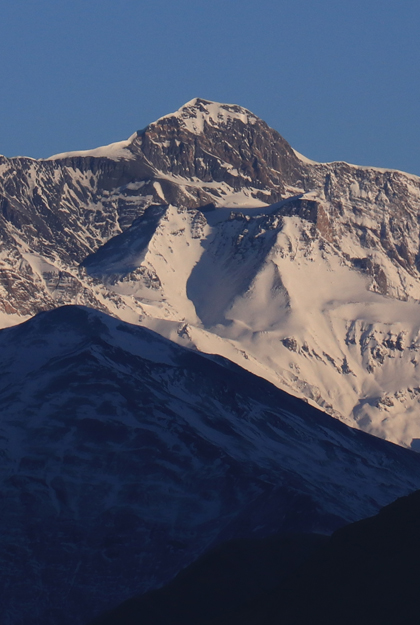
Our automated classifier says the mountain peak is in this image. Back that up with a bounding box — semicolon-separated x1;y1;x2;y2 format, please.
155;97;259;135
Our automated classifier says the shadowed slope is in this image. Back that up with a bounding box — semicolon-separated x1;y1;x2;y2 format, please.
1;305;420;624
90;533;328;625
219;490;420;625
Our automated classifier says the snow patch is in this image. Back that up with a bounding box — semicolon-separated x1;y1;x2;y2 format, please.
45;132;138;161
156;98;258;135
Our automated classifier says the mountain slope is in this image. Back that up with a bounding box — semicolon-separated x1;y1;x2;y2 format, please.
2;99;420;445
99;490;420;625
89;533;328;625
1;306;420;624
219;490;420;625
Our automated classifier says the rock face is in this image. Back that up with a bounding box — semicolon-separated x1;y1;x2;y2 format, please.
2;305;420;625
2;97;420;446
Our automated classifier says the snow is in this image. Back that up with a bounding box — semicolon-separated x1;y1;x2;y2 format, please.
0;310;30;328
155;98;258;135
45;132;138;161
293;148;420;182
292;149;318;165
22;252;61;278
77;197;420;449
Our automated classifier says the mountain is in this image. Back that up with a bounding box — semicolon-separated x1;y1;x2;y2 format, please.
2;97;420;447
89;533;329;625
1;306;420;624
94;490;420;625
219;490;420;625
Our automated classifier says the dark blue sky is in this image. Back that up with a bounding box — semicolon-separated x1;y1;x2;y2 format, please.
1;0;419;174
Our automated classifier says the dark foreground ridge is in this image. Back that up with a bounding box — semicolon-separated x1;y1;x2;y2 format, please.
1;306;420;624
90;490;420;625
221;489;420;625
90;533;328;625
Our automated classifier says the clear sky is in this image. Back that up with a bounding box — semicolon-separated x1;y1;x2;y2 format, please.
1;0;419;175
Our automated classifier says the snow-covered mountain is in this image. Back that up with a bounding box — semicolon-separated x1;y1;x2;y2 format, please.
1;305;420;625
2;98;420;447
